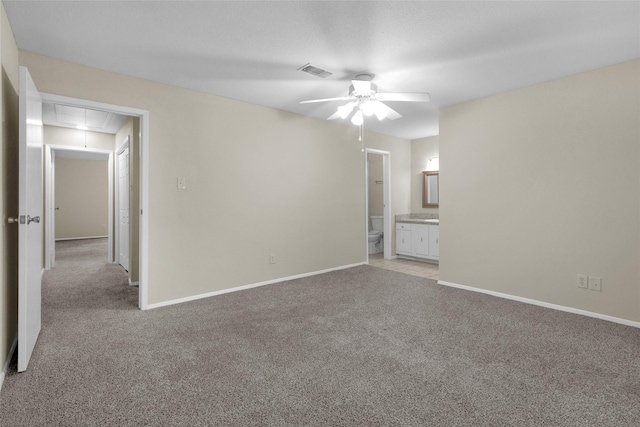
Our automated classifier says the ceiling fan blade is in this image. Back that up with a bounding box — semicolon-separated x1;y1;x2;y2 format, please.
376;92;430;102
351;79;372;94
370;100;402;120
299;96;354;104
327;111;342;120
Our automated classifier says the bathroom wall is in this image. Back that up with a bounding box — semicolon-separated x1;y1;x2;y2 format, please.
411;135;439;214
367;152;383;228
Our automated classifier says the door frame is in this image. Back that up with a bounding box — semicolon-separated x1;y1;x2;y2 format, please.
41;92;150;310
365;148;391;261
44;148;55;268
44;145;114;268
115;136;130;273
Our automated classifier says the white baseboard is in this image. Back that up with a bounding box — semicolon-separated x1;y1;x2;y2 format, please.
55;235;108;241
438;280;640;329
129;280;139;287
0;336;18;392
147;262;368;310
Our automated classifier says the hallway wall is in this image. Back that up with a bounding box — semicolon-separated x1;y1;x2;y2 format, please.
54;157;109;240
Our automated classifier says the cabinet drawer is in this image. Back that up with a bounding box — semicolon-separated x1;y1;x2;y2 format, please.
396;223;411;231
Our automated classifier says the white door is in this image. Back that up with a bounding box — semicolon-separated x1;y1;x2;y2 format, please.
18;67;44;372
118;145;130;271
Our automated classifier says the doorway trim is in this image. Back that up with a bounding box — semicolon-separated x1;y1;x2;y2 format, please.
44;145;114;268
115;136;131;275
40;92;150;310
365;148;391;262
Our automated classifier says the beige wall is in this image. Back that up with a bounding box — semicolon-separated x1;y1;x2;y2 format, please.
0;2;19;373
20;51;411;305
440;59;640;322
411;135;439;214
54;157;109;239
367;153;383;227
44;125;115;151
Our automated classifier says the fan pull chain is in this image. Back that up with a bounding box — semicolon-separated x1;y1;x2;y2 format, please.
359;124;364;152
84;109;87;148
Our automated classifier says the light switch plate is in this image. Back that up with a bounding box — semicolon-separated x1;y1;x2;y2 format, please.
588;277;602;292
177;177;186;190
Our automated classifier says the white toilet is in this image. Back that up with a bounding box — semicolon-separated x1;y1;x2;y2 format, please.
368;216;384;254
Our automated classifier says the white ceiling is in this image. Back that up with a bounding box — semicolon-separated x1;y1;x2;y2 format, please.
42;103;127;134
5;1;639;140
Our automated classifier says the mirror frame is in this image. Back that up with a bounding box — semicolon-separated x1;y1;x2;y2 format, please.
422;171;439;208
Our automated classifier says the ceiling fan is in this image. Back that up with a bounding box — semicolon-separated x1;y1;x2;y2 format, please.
300;74;430;126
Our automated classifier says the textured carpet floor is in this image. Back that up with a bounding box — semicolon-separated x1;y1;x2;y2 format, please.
1;238;639;426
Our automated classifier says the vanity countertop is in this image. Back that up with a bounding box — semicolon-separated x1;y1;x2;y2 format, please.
395;214;439;225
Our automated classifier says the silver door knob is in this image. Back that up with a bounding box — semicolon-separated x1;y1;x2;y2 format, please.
7;217;19;224
27;215;40;224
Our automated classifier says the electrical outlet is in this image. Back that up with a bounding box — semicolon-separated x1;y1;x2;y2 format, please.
588;277;602;292
577;274;588;289
269;254;276;264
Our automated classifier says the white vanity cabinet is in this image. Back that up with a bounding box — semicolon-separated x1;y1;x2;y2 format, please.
413;224;430;257
396;222;439;262
396;223;412;255
428;225;439;258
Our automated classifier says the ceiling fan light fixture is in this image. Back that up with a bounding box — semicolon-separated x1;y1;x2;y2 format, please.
361;100;375;116
337;102;355;119
351;109;364;126
372;101;389;121
299;73;428;131
374;109;387;121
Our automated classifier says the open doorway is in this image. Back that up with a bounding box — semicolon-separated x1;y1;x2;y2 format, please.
41;93;150;309
45;145;114;269
365;148;391;263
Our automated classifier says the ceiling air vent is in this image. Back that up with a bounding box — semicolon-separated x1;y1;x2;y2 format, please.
55;104;113;129
298;63;332;78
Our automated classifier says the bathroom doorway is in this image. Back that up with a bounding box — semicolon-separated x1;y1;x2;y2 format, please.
365;149;391;262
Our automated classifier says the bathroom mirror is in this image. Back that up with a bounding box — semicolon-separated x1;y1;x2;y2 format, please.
422;171;439;208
